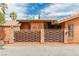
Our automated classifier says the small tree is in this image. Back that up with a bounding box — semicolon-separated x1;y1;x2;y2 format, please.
0;12;5;23
10;12;17;21
0;3;8;14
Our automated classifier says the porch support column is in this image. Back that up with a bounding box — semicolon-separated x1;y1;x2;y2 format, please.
40;29;45;43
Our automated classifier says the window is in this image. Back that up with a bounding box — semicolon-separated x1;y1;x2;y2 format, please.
68;24;74;37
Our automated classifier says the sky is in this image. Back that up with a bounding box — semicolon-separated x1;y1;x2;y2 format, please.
1;3;79;20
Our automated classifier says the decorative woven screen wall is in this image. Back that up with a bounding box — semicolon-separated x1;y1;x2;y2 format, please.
14;30;41;42
44;29;64;42
14;29;64;42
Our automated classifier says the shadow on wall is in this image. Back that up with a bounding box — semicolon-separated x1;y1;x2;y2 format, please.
0;27;6;41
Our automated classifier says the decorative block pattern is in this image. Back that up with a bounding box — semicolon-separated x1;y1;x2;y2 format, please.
44;29;64;42
14;30;41;42
14;29;64;42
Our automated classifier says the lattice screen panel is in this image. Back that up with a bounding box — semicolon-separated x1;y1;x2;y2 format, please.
45;29;64;42
14;30;40;42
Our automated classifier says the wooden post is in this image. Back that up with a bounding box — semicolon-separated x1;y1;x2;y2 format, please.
40;29;45;43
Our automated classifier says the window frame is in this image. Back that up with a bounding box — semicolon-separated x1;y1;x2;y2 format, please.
67;24;74;37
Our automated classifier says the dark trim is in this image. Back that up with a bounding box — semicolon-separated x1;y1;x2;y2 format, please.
17;19;55;22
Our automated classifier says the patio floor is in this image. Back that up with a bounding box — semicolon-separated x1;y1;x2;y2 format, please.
4;42;79;47
1;42;79;56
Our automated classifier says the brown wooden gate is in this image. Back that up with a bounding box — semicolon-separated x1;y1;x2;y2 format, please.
44;29;64;42
14;30;41;42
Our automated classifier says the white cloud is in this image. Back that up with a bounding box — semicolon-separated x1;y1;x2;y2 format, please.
2;3;79;20
41;4;71;13
5;3;28;20
41;3;79;19
44;11;75;16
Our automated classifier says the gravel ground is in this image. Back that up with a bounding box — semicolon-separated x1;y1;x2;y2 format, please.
0;42;79;56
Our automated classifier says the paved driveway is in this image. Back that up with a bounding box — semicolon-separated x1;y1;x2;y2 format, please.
0;42;79;56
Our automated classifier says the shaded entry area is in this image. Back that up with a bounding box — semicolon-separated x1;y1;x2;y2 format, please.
44;22;61;29
44;22;64;42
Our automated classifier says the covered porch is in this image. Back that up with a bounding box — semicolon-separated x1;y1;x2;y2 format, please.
18;20;61;30
14;20;63;43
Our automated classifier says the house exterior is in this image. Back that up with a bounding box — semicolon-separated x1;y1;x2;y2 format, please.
60;14;79;43
0;13;79;44
15;19;63;43
18;19;59;30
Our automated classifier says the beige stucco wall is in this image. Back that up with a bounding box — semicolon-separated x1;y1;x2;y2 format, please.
0;20;20;44
20;22;30;29
30;22;45;30
20;22;45;30
62;17;79;43
3;26;20;44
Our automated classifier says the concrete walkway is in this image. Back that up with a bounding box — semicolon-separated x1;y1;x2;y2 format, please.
0;42;79;56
